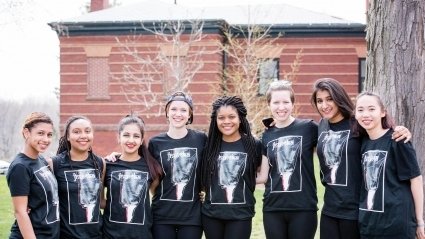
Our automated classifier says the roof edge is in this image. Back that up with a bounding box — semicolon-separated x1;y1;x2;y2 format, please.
48;20;366;37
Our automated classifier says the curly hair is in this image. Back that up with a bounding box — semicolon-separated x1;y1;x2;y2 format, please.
22;112;53;137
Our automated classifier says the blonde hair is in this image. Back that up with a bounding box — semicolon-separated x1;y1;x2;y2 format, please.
265;80;295;104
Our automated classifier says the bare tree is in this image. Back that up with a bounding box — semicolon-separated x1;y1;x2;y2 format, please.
0;96;59;161
220;24;302;136
365;0;424;161
115;19;209;115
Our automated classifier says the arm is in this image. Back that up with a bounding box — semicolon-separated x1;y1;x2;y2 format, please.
256;155;269;184
103;152;121;162
392;126;411;143
12;196;36;239
46;157;54;172
149;179;159;196
100;158;107;209
410;175;425;239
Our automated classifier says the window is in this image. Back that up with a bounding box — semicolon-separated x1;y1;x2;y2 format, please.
358;58;366;92
87;57;110;100
84;46;111;100
258;58;279;95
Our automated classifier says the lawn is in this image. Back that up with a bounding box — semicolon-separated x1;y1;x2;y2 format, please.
0;175;13;238
0;158;325;238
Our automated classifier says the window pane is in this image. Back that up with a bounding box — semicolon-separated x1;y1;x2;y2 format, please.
258;59;279;95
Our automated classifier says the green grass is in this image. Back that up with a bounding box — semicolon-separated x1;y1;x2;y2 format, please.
0;175;13;238
0;157;325;238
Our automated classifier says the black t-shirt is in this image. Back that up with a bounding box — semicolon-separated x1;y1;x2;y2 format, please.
52;152;103;239
359;129;420;238
6;153;60;239
148;129;207;225
103;157;153;239
261;118;318;212
202;138;262;220
316;118;362;220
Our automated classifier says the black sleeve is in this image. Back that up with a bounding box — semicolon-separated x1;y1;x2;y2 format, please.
7;163;31;197
392;141;421;181
309;120;319;147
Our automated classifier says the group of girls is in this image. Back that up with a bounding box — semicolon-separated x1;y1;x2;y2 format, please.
6;78;424;239
257;78;423;239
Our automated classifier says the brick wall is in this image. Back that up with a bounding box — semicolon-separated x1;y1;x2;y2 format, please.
59;33;365;155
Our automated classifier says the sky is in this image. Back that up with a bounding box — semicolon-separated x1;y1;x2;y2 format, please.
0;0;366;100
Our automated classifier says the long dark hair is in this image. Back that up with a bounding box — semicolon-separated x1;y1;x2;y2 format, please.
311;78;354;119
352;92;395;137
57;115;101;173
117;114;162;180
201;96;259;190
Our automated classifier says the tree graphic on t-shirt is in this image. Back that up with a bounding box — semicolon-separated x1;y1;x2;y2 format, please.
274;136;301;191
119;170;147;223
170;148;196;200
322;130;349;184
218;152;246;203
362;150;386;210
77;170;100;222
35;166;60;223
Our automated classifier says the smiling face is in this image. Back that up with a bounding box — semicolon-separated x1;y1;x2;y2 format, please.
167;100;191;129
355;94;386;134
269;90;294;126
23;122;53;156
119;123;143;158
315;89;344;123
67;118;93;154
216;105;241;142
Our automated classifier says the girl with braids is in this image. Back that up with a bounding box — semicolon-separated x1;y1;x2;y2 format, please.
354;92;424;239
47;115;105;239
148;91;207;239
7;112;60;239
101;114;162;239
311;78;411;239
201;95;263;239
256;81;318;239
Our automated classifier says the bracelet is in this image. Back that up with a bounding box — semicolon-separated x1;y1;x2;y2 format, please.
418;223;425;227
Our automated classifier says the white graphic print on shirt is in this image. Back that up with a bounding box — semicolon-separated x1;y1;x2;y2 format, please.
65;169;100;224
110;170;148;224
269;136;302;192
211;151;247;204
319;130;350;185
360;150;387;212
160;147;197;201
34;166;60;223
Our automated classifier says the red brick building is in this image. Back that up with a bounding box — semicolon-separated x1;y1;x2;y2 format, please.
49;0;366;155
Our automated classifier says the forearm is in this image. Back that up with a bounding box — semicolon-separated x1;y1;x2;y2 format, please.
411;175;424;224
256;156;269;184
15;212;36;239
150;179;159;195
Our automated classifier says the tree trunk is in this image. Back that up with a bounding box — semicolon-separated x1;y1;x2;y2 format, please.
365;0;425;214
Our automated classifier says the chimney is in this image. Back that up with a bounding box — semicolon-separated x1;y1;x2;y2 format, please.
90;0;109;12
